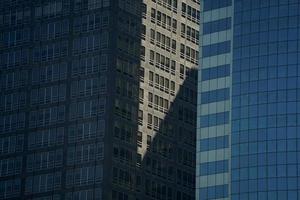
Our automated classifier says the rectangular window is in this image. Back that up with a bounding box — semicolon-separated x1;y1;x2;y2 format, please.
201;64;230;81
151;8;156;19
0;179;21;198
201;88;230;104
148;92;153;103
199;184;229;199
203;0;232;11
199;136;229;152
203;17;231;34
200;112;229;127
202;41;231;57
150;50;155;62
150;29;155;40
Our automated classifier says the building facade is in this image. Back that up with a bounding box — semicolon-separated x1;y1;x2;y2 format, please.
197;0;300;199
0;0;199;199
138;0;199;200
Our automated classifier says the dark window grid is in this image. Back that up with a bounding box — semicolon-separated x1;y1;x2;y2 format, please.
0;135;24;155
68;120;105;143
66;143;104;165
24;172;62;194
26;150;63;172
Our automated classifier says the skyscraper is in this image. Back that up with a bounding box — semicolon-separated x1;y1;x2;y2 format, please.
0;0;199;199
197;0;300;199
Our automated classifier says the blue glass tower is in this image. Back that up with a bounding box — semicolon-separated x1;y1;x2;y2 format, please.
197;0;300;199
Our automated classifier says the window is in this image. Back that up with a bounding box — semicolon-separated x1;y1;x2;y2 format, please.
142;3;147;18
67;143;104;165
137;132;142;148
200;112;230;127
140;67;144;82
148;92;153;104
201;64;230;81
151;8;156;19
181;3;200;24
28;127;64;150
150;29;155;41
148;114;152;128
147;135;151;145
200;136;229;152
68;120;104;143
138;110;143;124
26;149;63;172
203;0;231;11
202;41;231;57
66;165;103;188
72;55;104;76
0;179;21;198
25;172;61;194
180;44;185;55
141;46;145;60
181;23;186;35
172;19;177;30
203;17;231;34
171;61;176;74
201;88;230;104
139;88;144;103
72;33;108;55
180;44;199;64
199;184;229;199
0;113;26;133
31;84;66;105
151;8;176;32
171;81;175;91
0;135;24;155
0;92;26;111
71;78;104;98
150;51;176;73
150;51;155;63
28;106;65;128
33;41;68;62
0;157;22;177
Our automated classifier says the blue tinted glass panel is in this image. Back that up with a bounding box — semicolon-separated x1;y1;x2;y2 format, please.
230;1;300;198
201;88;230;104
203;18;231;35
201;64;231;81
199;184;229;199
200;112;229;127
200;160;229;176
202;41;231;57
200;135;229;152
203;0;232;11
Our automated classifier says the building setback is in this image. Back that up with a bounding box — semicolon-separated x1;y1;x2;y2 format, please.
197;0;300;200
0;0;199;199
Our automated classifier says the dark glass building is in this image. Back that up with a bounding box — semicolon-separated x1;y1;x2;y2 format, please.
0;0;199;199
197;0;300;200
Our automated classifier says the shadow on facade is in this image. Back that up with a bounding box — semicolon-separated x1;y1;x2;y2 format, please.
137;68;197;200
109;1;197;199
